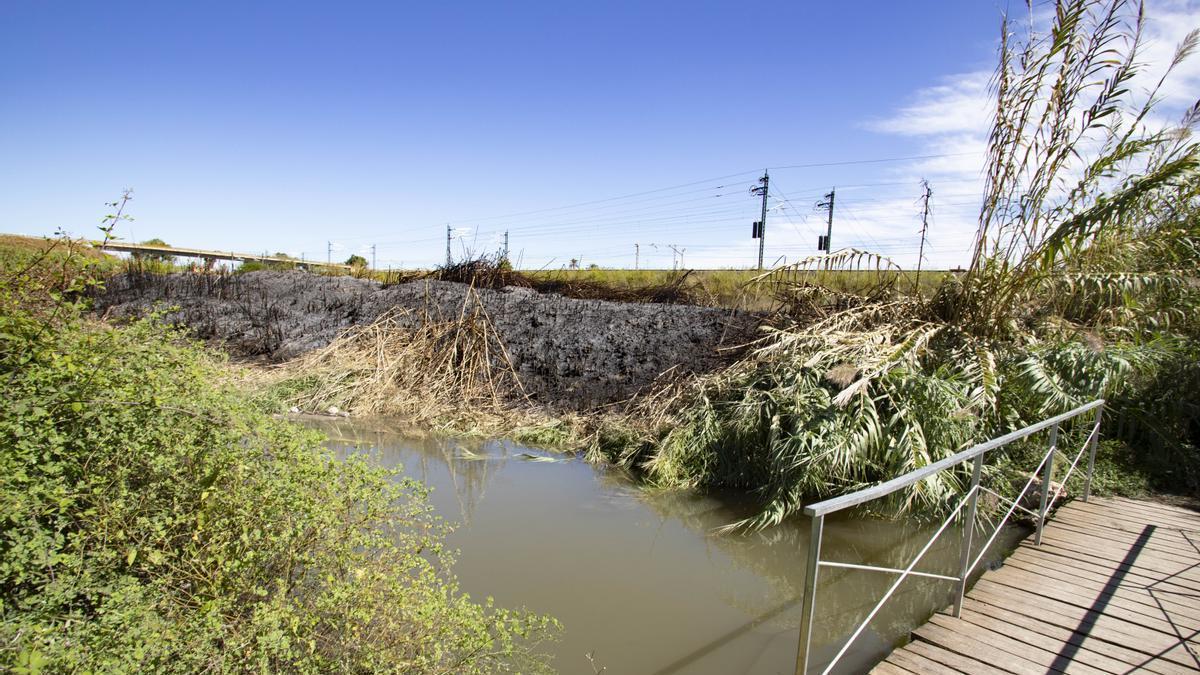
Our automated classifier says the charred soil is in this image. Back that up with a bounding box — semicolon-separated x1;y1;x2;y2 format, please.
96;271;764;410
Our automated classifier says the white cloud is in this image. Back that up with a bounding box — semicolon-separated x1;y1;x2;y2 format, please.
865;71;993;139
853;69;993;269
1139;1;1200;109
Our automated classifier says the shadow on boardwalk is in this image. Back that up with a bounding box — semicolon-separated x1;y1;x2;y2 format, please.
873;497;1200;675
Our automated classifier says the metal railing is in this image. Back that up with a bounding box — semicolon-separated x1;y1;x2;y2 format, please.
794;399;1105;675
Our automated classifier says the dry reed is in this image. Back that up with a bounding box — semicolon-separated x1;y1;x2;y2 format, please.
271;286;536;429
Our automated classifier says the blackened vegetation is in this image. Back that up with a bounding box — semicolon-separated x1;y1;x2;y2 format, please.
96;270;761;410
407;257;703;305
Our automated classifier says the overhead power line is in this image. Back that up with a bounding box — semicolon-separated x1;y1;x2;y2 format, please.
767;151;981;171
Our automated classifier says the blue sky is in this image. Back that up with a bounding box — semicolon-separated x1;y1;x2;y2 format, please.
2;1;1197;269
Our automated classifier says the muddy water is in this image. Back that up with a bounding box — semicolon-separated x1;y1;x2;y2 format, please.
310;419;1024;675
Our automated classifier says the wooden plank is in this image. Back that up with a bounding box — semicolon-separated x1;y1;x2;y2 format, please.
1056;510;1200;544
1056;502;1195;533
1011;544;1200;596
1060;501;1199;532
905;640;1012;675
1005;546;1200;615
1066;498;1200;528
1045;524;1200;565
1029;539;1200;585
983;564;1200;631
1026;544;1200;596
1008;540;1200;598
926;614;1111;675
871;660;916;675
884;645;965;675
962;597;1194;675
969;581;1191;652
986;561;1200;625
1041;516;1200;559
961;603;1200;672
913;621;1051;675
1052;513;1200;552
1048;514;1200;556
1106;497;1200;522
974;577;1187;638
1068;500;1200;532
1000;552;1200;622
1037;527;1200;569
968;585;1200;669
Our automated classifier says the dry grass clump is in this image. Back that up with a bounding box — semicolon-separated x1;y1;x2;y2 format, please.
268;288;535;429
433;256;709;305
752;249;911;321
431;258;533;290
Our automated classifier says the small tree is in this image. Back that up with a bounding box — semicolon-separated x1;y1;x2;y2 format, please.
135;238;175;265
344;254;368;268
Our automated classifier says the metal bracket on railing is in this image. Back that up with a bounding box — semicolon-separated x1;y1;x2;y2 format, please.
795;514;824;675
953;453;983;617
1082;405;1104;502
1035;423;1059;546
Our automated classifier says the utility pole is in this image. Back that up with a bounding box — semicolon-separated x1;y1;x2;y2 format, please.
750;171;769;269
371;244;377;270
445;224;452;267
817;188;836;256
916;181;932;290
503;230;510;260
327;241;332;264
668;244;685;270
634;243;639;270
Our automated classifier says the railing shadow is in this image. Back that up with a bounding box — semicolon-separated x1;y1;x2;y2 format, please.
1048;524;1152;671
649;596;799;675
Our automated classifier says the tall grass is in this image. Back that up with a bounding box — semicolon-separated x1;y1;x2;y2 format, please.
598;0;1200;528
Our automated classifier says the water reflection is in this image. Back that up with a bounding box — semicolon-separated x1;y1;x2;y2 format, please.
308;418;1023;675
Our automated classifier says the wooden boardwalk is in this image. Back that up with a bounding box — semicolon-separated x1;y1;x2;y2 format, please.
872;496;1200;674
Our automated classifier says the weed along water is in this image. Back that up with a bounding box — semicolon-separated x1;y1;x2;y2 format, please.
309;419;1025;675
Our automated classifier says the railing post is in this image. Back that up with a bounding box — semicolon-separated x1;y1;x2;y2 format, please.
795;514;824;675
1035;423;1058;546
1082;403;1104;502
953;454;984;617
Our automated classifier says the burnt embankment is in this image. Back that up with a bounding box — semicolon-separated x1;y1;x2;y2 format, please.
96;271;762;409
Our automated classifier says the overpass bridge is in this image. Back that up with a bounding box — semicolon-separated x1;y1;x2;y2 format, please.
94;241;353;271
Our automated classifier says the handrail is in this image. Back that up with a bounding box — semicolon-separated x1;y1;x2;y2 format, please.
804;400;1104;517
794;399;1105;675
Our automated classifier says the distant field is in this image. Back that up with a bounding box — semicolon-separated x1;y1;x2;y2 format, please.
0;234;118;269
523;267;956;310
0;233;956;311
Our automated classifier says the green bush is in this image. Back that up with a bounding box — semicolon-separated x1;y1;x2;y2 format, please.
0;275;555;672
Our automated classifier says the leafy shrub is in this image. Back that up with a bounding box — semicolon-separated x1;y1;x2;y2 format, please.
0;268;555;671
